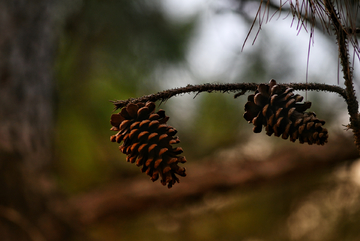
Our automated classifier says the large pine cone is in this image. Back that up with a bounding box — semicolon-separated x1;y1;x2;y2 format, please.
110;101;186;188
244;79;328;145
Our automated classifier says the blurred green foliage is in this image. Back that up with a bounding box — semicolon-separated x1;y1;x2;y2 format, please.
184;93;244;157
55;0;195;192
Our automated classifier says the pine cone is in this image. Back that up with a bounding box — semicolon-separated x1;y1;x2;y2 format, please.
244;79;328;145
110;101;186;188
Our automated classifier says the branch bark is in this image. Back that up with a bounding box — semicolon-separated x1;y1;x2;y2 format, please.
112;82;347;110
324;0;360;153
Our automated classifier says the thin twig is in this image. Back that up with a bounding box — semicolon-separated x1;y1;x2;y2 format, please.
111;82;347;110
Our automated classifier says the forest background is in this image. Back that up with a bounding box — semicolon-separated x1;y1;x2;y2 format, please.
0;0;360;240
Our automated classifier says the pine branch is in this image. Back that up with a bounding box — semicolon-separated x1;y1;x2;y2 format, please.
112;83;257;110
324;0;360;150
111;82;347;110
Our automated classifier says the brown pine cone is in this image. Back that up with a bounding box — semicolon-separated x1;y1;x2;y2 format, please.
244;79;328;145
110;101;186;188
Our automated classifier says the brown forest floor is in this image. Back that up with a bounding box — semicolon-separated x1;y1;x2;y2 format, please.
68;132;358;226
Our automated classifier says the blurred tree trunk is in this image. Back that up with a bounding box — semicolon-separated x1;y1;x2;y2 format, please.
0;1;71;240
